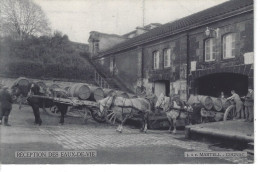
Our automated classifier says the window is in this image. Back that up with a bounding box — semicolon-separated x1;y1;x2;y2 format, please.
153;51;160;69
163;49;171;67
205;38;216;62
223;33;236;59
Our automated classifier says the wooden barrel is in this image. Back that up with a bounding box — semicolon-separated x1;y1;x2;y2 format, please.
103;89;115;97
187;94;200;105
221;98;232;110
90;86;105;101
116;91;129;98
211;97;223;111
68;83;91;100
13;77;30;87
197;95;213;110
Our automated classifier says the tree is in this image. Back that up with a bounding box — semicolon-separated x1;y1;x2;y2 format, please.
0;0;51;39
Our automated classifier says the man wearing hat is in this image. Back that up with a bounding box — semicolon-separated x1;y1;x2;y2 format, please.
0;86;13;126
243;86;254;122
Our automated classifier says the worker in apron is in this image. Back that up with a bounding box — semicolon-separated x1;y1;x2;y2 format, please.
227;90;244;119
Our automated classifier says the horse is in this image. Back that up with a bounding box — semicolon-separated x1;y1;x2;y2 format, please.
98;95;152;133
11;82;69;125
155;93;193;134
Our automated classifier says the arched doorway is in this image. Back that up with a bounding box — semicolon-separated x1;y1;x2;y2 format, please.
194;73;248;97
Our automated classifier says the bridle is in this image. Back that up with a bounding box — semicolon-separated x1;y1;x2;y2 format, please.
156;94;166;109
99;95;116;116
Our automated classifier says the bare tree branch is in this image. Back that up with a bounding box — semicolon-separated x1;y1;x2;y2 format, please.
0;0;51;39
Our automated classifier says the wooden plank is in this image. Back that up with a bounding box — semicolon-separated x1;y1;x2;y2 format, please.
30;95;99;107
53;97;99;107
30;95;54;100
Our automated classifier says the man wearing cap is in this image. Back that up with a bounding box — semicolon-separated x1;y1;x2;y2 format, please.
0;86;13;126
243;87;254;122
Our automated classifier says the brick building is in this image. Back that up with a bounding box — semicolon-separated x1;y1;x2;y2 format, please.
90;0;254;100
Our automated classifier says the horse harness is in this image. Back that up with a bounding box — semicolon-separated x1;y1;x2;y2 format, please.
165;99;186;120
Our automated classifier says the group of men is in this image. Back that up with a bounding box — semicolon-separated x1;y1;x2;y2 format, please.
0;85;13;126
226;87;254;122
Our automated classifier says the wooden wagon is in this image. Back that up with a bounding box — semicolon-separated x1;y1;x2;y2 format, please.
30;94;106;123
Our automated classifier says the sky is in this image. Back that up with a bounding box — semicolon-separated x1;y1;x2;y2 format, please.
34;0;228;44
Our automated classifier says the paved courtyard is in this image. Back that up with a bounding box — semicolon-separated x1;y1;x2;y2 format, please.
0;104;253;164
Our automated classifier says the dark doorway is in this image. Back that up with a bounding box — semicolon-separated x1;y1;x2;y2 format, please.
154;80;170;97
195;73;248;97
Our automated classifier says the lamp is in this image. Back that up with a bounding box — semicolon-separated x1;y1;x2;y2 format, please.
205;27;210;36
205;27;219;38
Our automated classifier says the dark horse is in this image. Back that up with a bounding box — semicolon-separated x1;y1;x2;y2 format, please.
11;82;69;125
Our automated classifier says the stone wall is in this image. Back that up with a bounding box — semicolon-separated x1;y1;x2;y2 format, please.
92;11;253;100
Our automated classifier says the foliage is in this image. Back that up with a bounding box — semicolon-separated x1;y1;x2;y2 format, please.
0;33;94;82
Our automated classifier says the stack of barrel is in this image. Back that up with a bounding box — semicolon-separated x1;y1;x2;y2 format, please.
12;77;139;102
67;84;138;102
187;94;232;112
67;83;104;101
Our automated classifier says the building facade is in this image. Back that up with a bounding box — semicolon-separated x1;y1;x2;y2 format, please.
90;0;254;100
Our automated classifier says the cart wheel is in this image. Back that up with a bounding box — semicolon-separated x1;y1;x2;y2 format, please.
42;103;61;117
223;105;236;121
105;110;118;125
91;109;106;123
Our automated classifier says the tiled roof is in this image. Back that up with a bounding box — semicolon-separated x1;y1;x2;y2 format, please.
97;0;253;57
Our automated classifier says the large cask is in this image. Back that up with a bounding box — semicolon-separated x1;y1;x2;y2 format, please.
90;86;105;101
197;95;213;110
13;77;30;87
211;97;223;111
68;83;91;100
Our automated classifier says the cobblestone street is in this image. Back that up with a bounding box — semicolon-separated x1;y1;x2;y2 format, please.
0;105;253;164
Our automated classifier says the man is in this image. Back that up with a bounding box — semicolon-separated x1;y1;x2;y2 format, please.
219;91;225;99
144;88;157;111
227;90;244;119
0;86;13;126
243;87;254;122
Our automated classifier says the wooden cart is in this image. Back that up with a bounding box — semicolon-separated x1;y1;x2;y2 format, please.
30;95;106;123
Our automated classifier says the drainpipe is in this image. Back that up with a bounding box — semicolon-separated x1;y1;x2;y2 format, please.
186;33;190;101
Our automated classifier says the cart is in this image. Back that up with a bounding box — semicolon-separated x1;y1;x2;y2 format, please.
30;95;106;124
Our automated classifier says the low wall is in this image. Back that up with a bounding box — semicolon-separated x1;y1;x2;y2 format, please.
0;76;96;89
